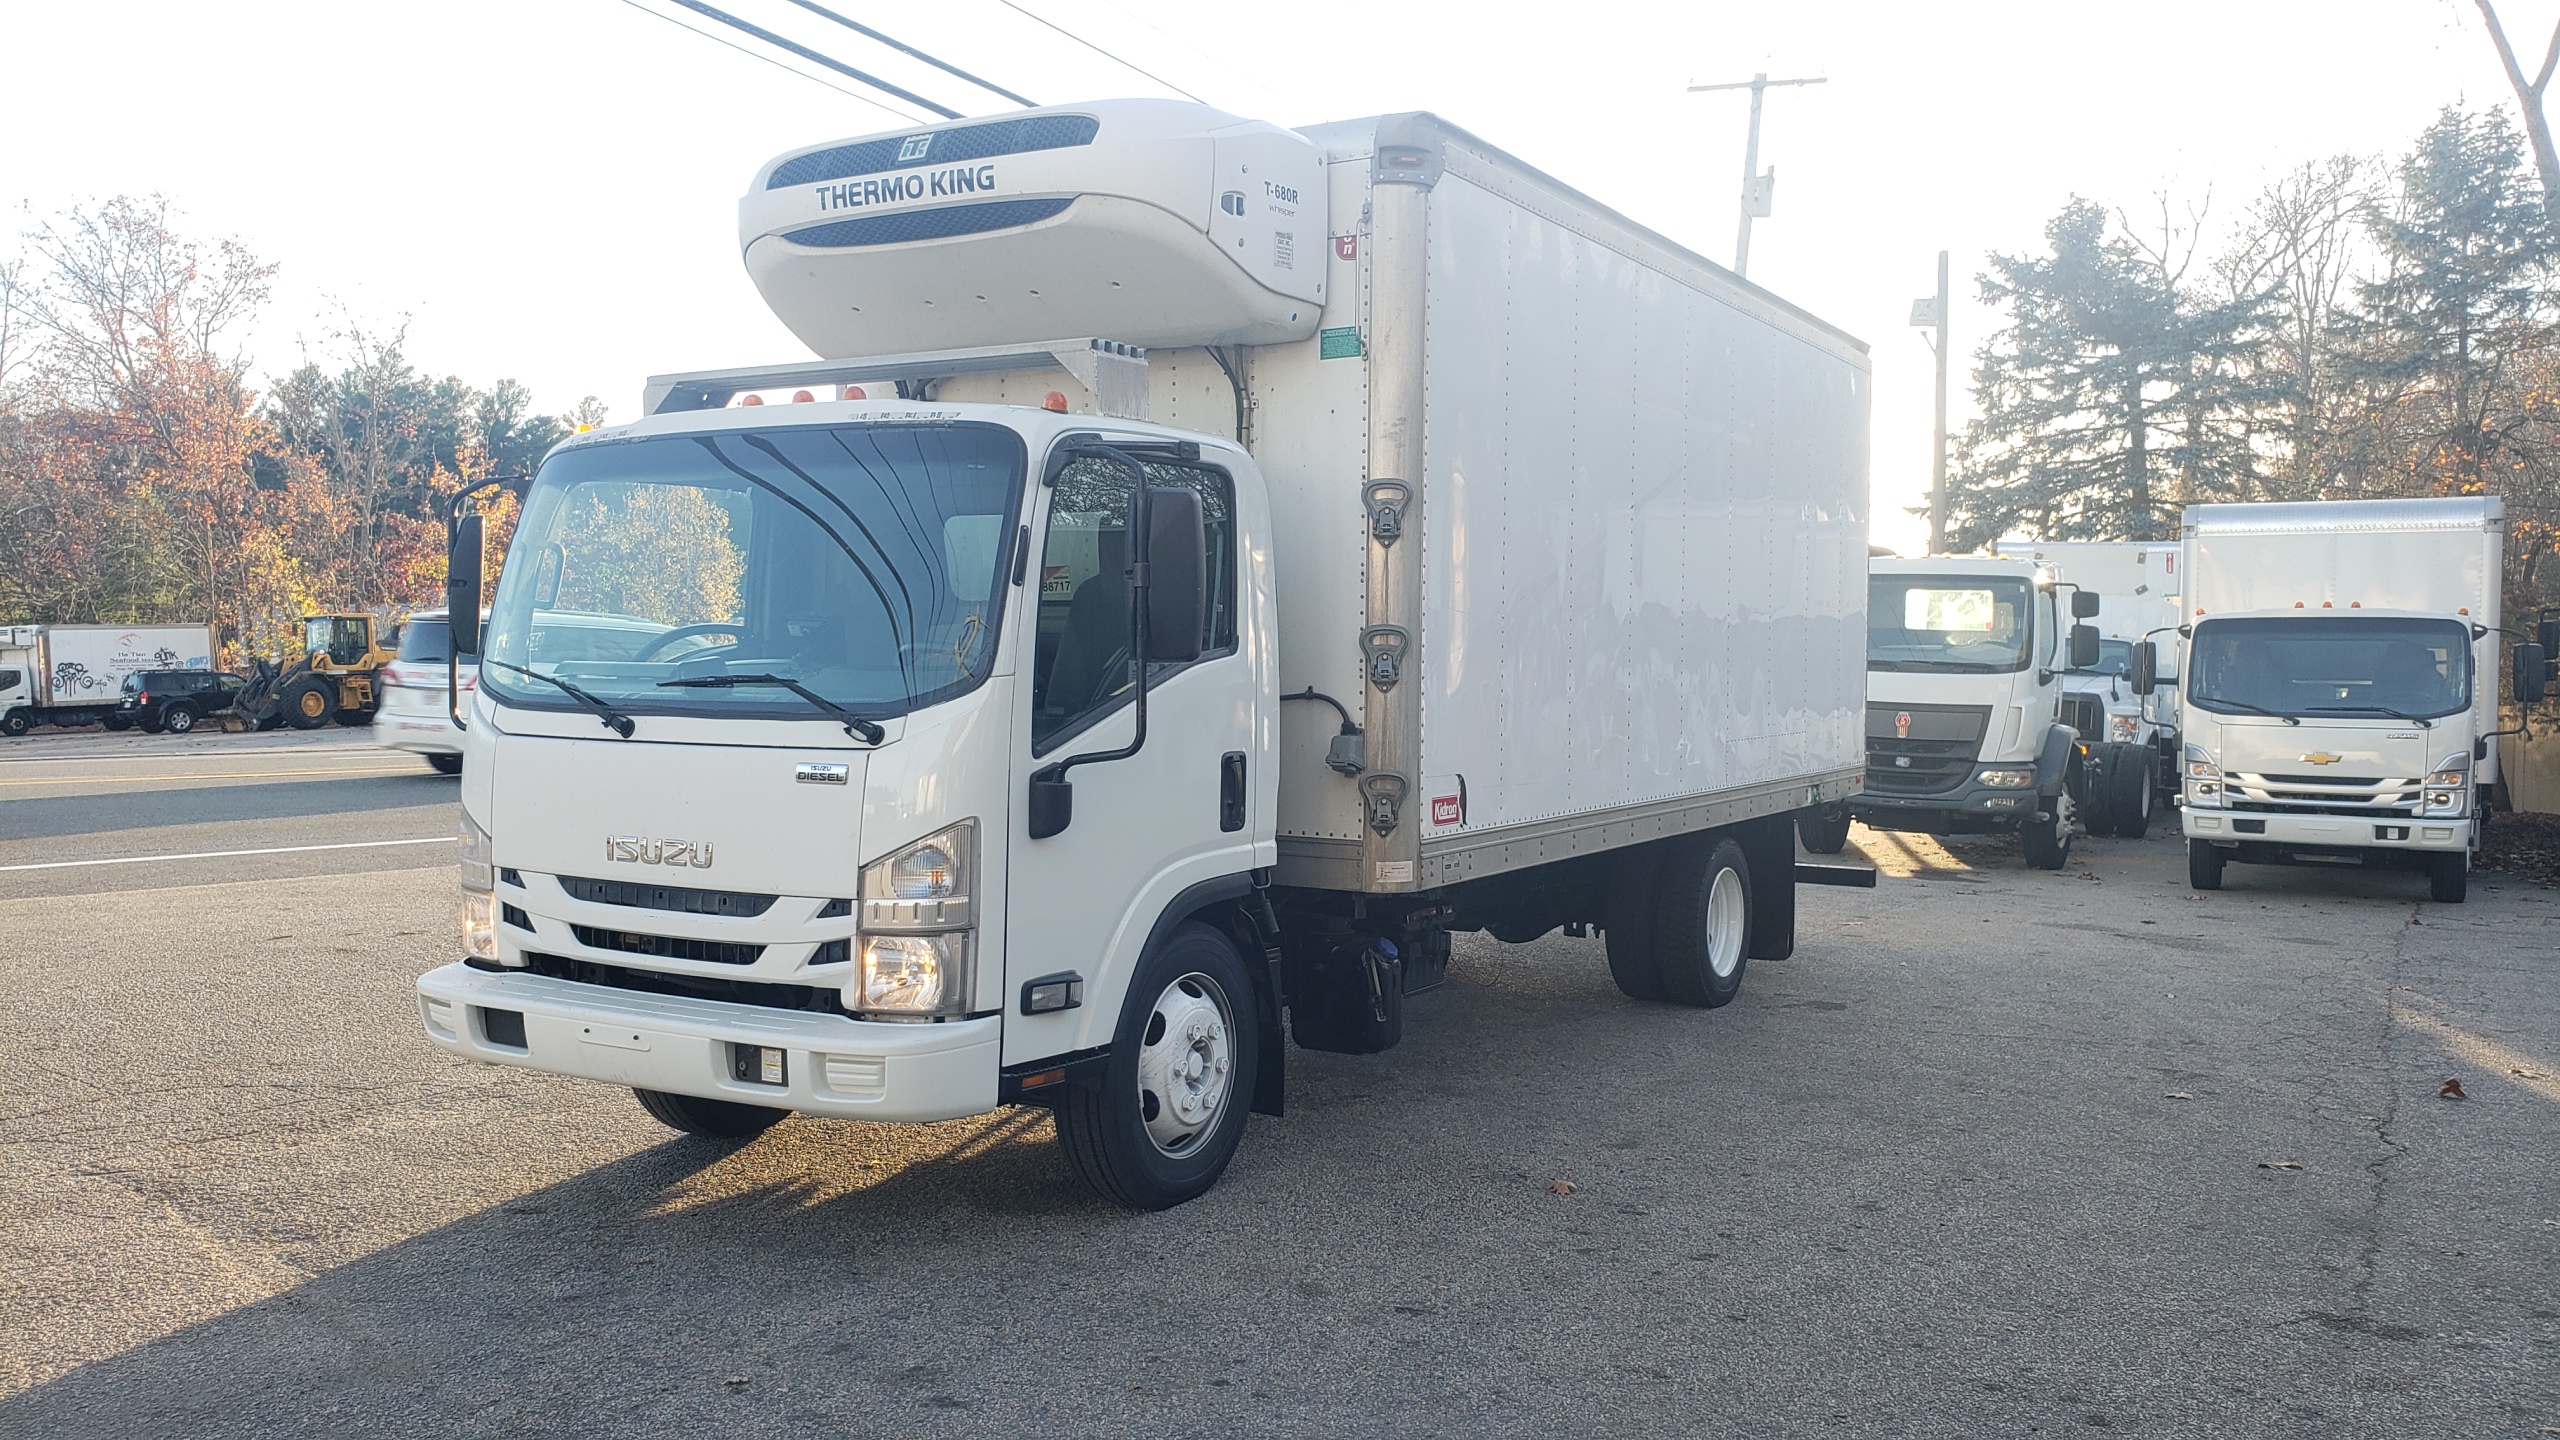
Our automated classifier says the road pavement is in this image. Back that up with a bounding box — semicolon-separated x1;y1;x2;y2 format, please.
2;731;2555;1436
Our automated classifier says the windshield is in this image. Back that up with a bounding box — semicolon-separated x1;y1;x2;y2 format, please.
396;618;453;664
481;422;1026;724
2188;616;2471;720
2083;639;2133;677
1869;574;2036;672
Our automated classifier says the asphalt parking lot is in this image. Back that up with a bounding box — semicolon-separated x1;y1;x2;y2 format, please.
3;727;2556;1437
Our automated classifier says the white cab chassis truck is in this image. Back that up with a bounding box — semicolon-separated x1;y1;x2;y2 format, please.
2176;498;2502;903
417;101;1872;1208
1994;540;2182;838
0;623;217;735
1831;556;2105;868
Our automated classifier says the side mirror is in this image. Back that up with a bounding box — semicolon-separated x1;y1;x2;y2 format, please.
1028;768;1073;840
2540;616;2560;661
446;514;484;656
1142;486;1206;664
2069;623;2101;670
2070;590;2101;619
2131;639;2157;694
2517;641;2550;705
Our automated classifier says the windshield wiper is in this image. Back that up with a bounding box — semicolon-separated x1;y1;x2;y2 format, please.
658;673;885;743
484;658;635;737
2199;696;2300;726
2303;704;2434;728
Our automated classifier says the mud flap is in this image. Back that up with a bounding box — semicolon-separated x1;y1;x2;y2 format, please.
1740;814;1798;960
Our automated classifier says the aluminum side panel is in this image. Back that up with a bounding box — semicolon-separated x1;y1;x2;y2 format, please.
1411;172;1868;840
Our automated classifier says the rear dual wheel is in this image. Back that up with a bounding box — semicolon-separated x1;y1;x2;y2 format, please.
1606;836;1752;1008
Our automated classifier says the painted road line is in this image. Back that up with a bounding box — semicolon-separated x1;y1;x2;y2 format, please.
0;837;454;873
0;766;422;787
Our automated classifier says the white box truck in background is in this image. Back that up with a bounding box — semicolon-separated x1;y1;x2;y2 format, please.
0;623;217;735
2177;498;2502;902
416;101;1872;1208
1995;540;2182;837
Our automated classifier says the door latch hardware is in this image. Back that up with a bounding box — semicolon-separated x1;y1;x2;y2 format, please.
1363;480;1411;547
1361;626;1410;692
1359;772;1408;836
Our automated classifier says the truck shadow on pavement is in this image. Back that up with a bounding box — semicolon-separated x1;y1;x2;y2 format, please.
6;773;453;842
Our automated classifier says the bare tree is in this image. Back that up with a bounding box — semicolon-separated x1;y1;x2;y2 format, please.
2216;157;2374;496
2478;0;2560;217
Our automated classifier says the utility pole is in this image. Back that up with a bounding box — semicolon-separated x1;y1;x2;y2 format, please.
1688;72;1825;277
1909;251;1951;554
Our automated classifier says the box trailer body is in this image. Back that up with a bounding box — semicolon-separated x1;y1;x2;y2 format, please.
417;101;1871;1206
2176;498;2502;901
0;623;216;733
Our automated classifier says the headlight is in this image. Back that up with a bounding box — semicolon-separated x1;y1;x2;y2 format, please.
1977;768;2037;789
459;808;497;961
2107;714;2140;743
2183;743;2223;807
851;820;977;1015
2422;755;2470;816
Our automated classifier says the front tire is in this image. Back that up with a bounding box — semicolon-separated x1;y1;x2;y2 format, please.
2187;839;2226;891
427;753;463;775
2427;851;2467;904
3;709;32;737
283;678;333;730
2022;791;2074;870
2103;744;2152;838
1797;803;1852;855
632;1087;788;1139
1056;922;1258;1210
1652;836;1754;1008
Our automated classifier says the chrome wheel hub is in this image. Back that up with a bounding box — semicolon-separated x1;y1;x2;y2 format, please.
1135;972;1234;1157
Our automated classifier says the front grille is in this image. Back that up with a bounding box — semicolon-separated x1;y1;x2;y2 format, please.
569;925;764;966
782;198;1073;249
557;874;776;918
2223;772;2422;815
767;114;1100;188
519;953;839;1015
1866;739;1976;794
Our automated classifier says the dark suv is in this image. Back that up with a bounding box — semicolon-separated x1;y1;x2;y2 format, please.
116;670;244;734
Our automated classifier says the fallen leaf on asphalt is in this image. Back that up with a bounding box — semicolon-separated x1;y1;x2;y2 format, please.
2165;1092;2193;1100
2438;1078;2467;1100
2258;1160;2303;1170
723;1376;750;1390
2513;1067;2551;1081
2140;919;2157;925
1547;1178;1577;1195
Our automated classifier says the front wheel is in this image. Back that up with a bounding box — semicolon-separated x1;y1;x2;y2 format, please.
633;1087;788;1139
2426;851;2467;904
2187;839;2226;891
2021;791;2074;870
2104;744;2152;838
1796;803;1852;855
283;678;333;730
1055;922;1258;1210
427;753;463;775
2;709;31;738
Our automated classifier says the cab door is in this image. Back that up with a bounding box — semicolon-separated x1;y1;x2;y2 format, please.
1002;449;1259;1065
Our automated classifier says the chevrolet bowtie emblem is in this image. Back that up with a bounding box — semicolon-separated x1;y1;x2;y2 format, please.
2300;752;2343;765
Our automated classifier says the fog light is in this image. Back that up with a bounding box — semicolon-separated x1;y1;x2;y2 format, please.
854;932;967;1013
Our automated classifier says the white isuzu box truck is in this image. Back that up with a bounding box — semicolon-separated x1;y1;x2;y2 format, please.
2176;497;2502;903
416;100;1872;1207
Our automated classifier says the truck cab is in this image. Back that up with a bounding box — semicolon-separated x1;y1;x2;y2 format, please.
1845;556;2100;868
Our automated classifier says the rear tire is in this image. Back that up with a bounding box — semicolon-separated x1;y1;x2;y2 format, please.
162;703;198;735
283;678;333;730
632;1087;788;1139
1055;922;1258;1210
2022;791;2075;870
2187;839;2226;891
2104;744;2152;838
102;713;132;732
138;714;165;734
427;753;463;775
1651;836;1754;1008
2426;851;2467;904
333;708;371;727
1603;844;1670;1002
1796;803;1852;855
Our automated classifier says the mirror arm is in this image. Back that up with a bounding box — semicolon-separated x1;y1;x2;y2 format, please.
442;475;520;735
1029;446;1158;834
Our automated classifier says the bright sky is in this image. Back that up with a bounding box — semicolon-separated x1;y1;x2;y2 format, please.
3;0;2548;552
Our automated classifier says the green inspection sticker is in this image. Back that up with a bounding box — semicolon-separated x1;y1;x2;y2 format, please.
1319;327;1364;359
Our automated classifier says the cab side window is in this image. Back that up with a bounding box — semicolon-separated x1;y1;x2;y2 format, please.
1031;455;1237;754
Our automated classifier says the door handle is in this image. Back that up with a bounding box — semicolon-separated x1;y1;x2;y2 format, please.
1219;751;1247;832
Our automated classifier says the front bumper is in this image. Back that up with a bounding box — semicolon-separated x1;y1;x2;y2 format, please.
374;709;462;755
2182;808;2470;852
1851;780;2044;831
418;962;999;1123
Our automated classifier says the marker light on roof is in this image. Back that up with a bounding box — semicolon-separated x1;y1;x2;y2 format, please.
1043;391;1069;413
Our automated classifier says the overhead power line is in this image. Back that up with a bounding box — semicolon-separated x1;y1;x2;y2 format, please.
665;0;963;118
612;0;925;124
784;1;1039;109
994;0;1209;107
